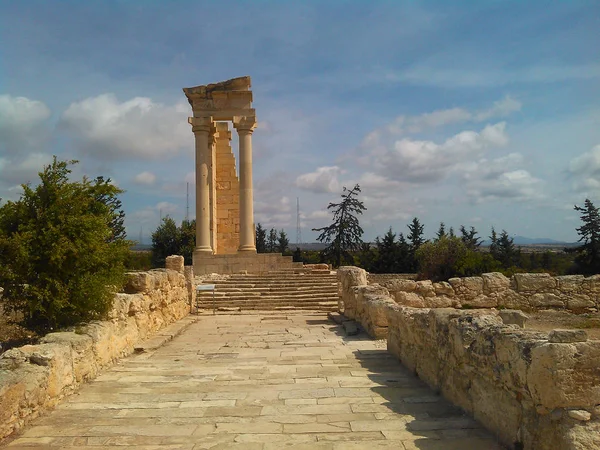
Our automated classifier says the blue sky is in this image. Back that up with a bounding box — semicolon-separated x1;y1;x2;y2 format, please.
1;0;599;243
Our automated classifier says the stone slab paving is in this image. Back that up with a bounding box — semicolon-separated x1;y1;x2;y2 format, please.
4;313;504;449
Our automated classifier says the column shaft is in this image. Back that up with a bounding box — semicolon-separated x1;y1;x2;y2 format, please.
235;117;257;252
192;117;213;253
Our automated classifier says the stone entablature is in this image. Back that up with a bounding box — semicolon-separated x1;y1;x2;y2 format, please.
370;272;600;313
0;258;193;441
338;267;600;450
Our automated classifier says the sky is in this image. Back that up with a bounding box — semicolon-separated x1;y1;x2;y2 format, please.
0;0;599;244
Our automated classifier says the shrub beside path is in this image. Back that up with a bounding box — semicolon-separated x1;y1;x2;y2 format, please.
3;313;502;449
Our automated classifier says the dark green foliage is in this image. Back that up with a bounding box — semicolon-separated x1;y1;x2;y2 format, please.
125;251;152;270
0;157;130;333
313;184;366;268
255;223;267;253
436;222;446;240
369;228;410;273
267;228;278;253
489;228;521;269
416;236;499;281
406;217;425;271
460;225;482;250
151;218;196;266
571;199;600;274
277;229;289;254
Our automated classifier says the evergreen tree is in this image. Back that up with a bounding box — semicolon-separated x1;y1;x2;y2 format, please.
178;219;196;265
490;228;520;269
255;223;267;253
448;226;455;238
407;217;425;271
0;157;130;333
436;222;446;241
277;229;289;253
460;225;482;250
312;184;366;267
151;217;180;267
267;228;278;253
572;199;600;274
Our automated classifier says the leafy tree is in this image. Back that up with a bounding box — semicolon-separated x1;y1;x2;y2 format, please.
572;199;600;274
313;184;366;267
267;228;278;253
255;223;267;253
460;225;482;250
277;229;289;253
151;218;196;266
0;157;130;333
151;217;180;267
416;236;499;281
92;176;126;242
178;219;196;264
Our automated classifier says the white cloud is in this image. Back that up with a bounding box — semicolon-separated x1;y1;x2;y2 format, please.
59;94;191;160
381;96;521;136
474;96;522;121
295;166;343;193
134;171;157;185
0;95;51;154
461;153;543;203
569;144;600;193
368;122;509;183
254;172;294;227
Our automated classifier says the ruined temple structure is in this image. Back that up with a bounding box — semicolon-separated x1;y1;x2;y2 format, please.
184;76;296;275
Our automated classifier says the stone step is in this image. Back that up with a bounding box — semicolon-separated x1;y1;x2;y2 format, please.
196;303;338;312
196;295;340;303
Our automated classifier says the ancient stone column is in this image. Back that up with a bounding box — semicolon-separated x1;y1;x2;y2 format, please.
190;116;214;254
234;116;257;252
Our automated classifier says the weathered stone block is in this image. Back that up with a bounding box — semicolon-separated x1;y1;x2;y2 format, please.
482;272;510;294
514;273;557;292
548;329;588;343
165;255;184;273
499;309;529;328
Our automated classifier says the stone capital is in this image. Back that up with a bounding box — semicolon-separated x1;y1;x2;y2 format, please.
189;116;213;134
233;116;257;134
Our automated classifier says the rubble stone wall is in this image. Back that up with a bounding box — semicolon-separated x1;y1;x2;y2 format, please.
338;266;600;450
373;272;600;313
0;256;193;441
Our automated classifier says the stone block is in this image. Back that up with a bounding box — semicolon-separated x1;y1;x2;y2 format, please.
499;309;529;328
514;273;557;292
124;271;152;293
165;255;184;273
482;272;510;294
433;281;454;296
415;280;436;297
548;329;588;343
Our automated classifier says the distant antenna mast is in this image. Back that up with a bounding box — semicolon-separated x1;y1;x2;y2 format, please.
139;226;143;245
186;182;190;223
296;197;302;245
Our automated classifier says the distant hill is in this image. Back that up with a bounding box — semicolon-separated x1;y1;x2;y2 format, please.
482;236;578;247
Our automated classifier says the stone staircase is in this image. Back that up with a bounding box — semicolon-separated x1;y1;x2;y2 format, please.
195;269;339;312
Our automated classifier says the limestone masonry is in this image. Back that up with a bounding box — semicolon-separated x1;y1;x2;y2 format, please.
0;256;194;441
338;267;600;450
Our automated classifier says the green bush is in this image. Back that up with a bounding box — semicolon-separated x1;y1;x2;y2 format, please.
0;158;130;333
125;251;152;270
416;236;499;281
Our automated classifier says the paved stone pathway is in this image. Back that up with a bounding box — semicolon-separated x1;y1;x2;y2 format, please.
5;313;503;449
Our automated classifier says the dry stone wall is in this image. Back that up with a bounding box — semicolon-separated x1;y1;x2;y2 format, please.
338;267;600;450
373;272;600;313
0;256;193;441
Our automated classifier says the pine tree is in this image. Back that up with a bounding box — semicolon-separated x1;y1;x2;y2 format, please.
407;217;425;271
255;223;267;253
572;199;600;274
312;184;366;267
277;229;289;253
460;225;482;250
267;228;278;253
436;222;446;241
